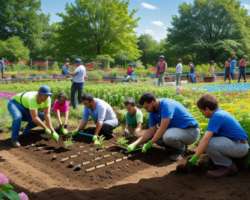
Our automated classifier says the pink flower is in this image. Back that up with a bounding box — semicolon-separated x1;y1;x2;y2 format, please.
18;192;29;200
1;121;5;124
0;173;9;185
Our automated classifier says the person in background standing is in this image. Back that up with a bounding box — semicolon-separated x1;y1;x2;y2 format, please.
224;58;232;84
0;58;5;78
238;55;247;83
65;59;86;109
157;55;167;86
189;62;196;83
62;58;70;75
176;59;182;86
230;55;237;80
210;60;215;77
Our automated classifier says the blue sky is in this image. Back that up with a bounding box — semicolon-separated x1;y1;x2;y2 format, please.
40;0;250;42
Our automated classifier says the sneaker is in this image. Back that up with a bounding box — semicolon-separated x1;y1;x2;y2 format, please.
11;140;21;147
170;145;186;162
207;162;238;179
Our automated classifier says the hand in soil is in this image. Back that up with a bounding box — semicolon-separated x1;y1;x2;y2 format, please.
142;141;153;153
92;136;97;142
72;129;78;136
45;128;52;135
184;157;202;174
52;132;59;142
61;126;69;135
189;156;199;164
127;144;136;151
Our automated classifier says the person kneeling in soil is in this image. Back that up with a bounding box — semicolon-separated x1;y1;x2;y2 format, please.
7;85;59;147
72;93;118;141
124;97;143;138
53;92;69;135
188;93;249;178
127;92;200;161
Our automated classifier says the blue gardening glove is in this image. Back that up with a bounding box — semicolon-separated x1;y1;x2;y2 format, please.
127;144;136;151
52;132;59;142
72;129;78;136
142;141;153;153
188;156;199;164
62;68;69;74
45;128;52;135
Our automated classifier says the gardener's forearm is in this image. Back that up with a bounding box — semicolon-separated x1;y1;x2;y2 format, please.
77;120;88;131
32;116;47;129
133;127;156;146
94;121;103;136
134;123;142;134
64;111;69;125
194;131;214;157
44;114;55;132
56;110;63;126
68;72;78;76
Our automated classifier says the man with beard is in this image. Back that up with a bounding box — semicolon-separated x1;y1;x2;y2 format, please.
127;92;200;161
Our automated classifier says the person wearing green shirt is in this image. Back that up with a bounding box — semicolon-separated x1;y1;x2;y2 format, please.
7;85;59;147
124;97;143;137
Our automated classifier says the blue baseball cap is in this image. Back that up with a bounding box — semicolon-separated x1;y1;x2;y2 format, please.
75;59;82;63
38;85;53;96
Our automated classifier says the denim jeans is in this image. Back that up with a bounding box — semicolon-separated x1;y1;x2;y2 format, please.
71;82;84;109
238;67;246;82
7;99;44;140
1;68;4;78
190;74;196;83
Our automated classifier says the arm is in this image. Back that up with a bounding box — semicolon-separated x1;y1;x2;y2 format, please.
29;109;47;129
132;125;157;146
194;131;214;157
151;118;170;143
56;109;63;126
77;120;88;131
68;72;78;76
134;122;142;134
43;106;55;133
126;123;134;135
94;121;103;136
64;111;69;125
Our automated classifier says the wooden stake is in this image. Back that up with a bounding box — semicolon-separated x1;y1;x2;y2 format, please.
83;151;88;153
106;161;115;166
86;167;95;172
103;154;110;158
111;152;117;155
115;158;122;163
61;157;69;162
123;156;128;160
71;155;77;158
93;157;101;161
96;164;105;169
83;161;90;165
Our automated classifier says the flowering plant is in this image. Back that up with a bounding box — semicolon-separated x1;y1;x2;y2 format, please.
0;173;29;200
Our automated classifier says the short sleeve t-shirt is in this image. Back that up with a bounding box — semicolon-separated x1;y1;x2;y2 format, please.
73;65;86;83
13;92;51;111
149;98;198;129
230;60;236;74
0;60;4;69
176;63;182;73
157;61;167;73
126;107;143;129
206;108;248;141
53;100;69;113
190;66;195;74
82;98;116;124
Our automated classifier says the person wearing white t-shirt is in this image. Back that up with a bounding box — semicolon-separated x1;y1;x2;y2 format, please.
67;59;86;109
176;59;182;86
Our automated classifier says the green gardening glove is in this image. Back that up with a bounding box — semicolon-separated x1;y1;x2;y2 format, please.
92;136;99;145
72;129;78;136
61;126;68;135
127;144;136;151
45;128;52;135
142;141;153;153
52;132;59;142
189;156;199;164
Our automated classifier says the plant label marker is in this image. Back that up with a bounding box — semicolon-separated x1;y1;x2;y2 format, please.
96;164;105;169
71;155;77;158
89;154;93;156
86;167;95;172
123;156;128;160
31;144;35;147
80;146;83;148
106;161;115;166
103;154;110;158
53;155;57;159
83;151;88;153
61;157;69;162
93;157;101;161
77;164;81;169
83;161;90;165
111;152;117;155
70;161;73;166
115;158;122;163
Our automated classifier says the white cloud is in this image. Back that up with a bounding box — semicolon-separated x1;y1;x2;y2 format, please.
141;3;158;10
163;27;167;29
146;29;155;35
244;4;250;10
151;21;164;26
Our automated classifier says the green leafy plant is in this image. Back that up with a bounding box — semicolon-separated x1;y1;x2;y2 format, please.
117;137;129;147
64;136;74;147
94;135;105;148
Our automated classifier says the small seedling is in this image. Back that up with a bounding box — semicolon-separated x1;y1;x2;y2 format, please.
94;135;106;149
64;136;74;147
117;137;129;147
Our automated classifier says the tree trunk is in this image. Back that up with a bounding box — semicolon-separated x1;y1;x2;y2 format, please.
97;44;101;55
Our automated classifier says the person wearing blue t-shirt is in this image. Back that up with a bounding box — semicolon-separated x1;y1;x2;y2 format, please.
188;93;249;179
230;55;237;80
127;92;200;161
0;59;5;78
72;93;118;141
189;62;195;83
